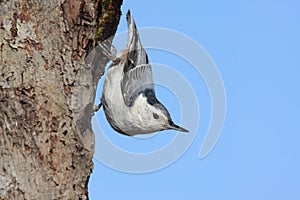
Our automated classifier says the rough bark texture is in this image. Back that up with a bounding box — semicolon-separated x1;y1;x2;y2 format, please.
0;0;122;199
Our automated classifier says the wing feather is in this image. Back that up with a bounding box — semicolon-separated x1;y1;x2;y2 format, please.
121;63;154;106
121;10;156;107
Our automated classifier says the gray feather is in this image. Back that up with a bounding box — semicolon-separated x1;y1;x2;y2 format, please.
121;63;154;106
121;10;155;107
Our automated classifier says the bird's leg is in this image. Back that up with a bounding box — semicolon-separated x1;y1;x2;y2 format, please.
111;45;117;58
97;41;121;64
92;102;102;113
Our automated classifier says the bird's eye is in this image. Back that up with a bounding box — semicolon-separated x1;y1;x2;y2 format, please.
152;113;159;119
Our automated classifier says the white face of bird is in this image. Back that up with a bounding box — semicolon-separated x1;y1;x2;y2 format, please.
148;102;189;133
148;105;170;128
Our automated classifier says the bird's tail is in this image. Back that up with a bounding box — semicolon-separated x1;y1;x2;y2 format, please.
125;10;148;68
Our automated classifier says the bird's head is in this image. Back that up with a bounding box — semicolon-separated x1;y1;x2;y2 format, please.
146;98;189;133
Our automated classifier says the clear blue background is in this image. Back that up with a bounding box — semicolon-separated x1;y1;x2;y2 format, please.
89;0;300;199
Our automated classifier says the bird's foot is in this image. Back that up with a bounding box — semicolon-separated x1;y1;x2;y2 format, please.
97;41;120;63
92;102;102;114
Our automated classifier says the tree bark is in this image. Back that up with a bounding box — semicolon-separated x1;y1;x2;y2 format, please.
0;0;122;199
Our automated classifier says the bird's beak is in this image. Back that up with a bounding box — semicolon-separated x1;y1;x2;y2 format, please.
168;121;189;133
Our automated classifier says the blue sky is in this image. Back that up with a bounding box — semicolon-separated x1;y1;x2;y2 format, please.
89;1;300;199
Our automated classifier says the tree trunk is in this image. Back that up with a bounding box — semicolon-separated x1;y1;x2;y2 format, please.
0;0;122;199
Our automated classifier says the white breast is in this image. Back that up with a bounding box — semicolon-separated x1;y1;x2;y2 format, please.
102;65;165;135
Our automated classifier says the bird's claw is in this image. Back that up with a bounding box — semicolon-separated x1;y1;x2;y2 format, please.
92;102;102;114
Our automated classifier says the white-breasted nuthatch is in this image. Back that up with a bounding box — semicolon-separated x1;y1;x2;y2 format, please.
97;10;188;136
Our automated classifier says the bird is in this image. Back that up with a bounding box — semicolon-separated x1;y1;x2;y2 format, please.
96;10;188;136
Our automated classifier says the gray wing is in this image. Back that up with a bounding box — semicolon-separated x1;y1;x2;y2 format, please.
121;63;154;106
121;10;155;107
